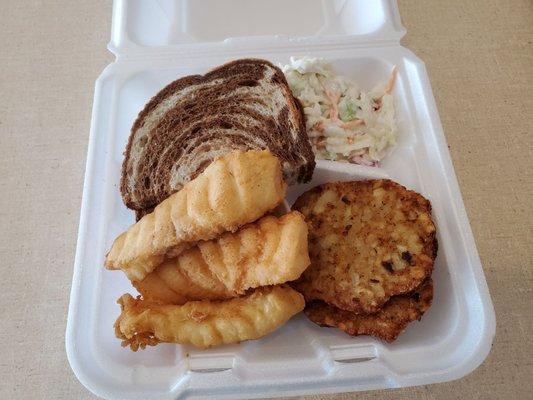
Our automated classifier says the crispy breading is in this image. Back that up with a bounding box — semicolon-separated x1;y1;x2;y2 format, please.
292;179;437;314
134;212;310;304
305;279;433;342
114;285;305;350
105;150;287;282
133;258;233;305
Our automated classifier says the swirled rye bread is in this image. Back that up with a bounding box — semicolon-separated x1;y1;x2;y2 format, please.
121;59;315;214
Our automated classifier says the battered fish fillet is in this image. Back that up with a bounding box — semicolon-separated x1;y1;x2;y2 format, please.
114;285;305;350
292;179;437;314
134;212;310;304
105;150;287;282
304;279;433;342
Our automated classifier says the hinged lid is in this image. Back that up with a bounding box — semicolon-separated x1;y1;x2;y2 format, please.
109;0;406;59
67;2;496;398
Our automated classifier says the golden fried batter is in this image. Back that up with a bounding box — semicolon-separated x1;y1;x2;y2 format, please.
134;212;310;304
292;179;437;314
305;279;433;342
133;258;234;305
105;150;287;282
115;285;305;350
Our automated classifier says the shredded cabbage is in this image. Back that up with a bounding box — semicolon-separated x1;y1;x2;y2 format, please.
282;57;397;166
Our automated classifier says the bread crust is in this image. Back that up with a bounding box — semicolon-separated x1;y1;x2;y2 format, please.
121;58;314;212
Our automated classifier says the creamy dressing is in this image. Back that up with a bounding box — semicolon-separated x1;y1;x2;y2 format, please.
282;57;397;166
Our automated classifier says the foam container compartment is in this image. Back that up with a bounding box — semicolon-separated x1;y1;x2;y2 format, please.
66;1;495;399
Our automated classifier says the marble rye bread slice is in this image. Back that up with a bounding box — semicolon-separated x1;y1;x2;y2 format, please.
121;58;315;214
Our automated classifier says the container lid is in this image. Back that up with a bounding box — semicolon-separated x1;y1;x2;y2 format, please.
109;0;406;59
67;2;496;398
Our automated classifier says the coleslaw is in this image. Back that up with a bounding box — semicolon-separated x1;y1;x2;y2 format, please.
282;57;397;166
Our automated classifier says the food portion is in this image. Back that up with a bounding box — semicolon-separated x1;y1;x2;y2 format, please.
105;150;287;282
132;257;234;305
282;57;397;166
134;212;310;304
291;179;437;341
121;58;315;215
292;179;437;314
108;148;308;350
102;58;438;352
305;279;433;342
115;285;305;350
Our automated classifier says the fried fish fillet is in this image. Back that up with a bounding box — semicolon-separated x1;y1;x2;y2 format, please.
134;212;310;304
304;279;433;342
115;285;305;350
292;179;437;314
105;150;287;282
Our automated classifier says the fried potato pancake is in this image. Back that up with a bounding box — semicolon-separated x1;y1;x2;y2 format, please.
115;285;304;350
305;279;433;342
292;179;437;314
105;150;287;282
134;212;310;304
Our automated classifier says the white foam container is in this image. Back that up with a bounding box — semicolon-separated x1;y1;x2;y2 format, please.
66;1;496;399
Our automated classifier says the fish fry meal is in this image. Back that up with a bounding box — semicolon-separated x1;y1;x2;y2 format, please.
102;58;438;352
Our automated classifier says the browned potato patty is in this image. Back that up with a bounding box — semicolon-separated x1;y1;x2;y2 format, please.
292;179;437;314
305;278;433;342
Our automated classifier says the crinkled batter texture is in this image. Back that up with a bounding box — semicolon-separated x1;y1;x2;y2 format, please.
305;279;433;342
115;285;304;350
134;212;310;304
292;179;437;314
105;150;287;282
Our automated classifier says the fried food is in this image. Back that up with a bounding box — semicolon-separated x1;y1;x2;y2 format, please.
114;285;305;350
292;179;437;314
105;150;287;281
132;259;233;305
134;212;310;304
304;279;433;342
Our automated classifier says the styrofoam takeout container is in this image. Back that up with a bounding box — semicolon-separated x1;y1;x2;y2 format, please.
66;1;495;399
